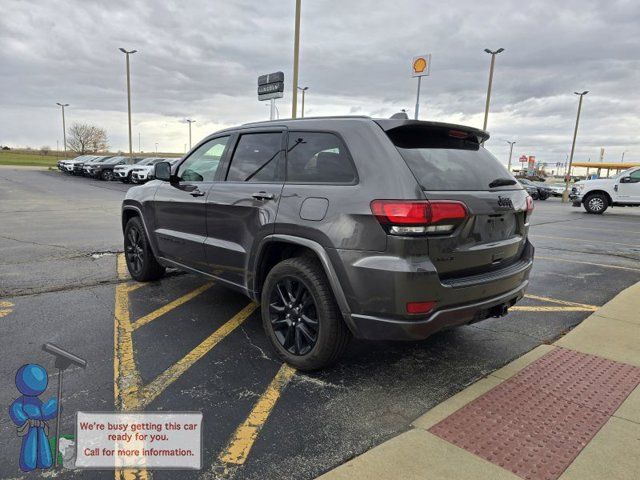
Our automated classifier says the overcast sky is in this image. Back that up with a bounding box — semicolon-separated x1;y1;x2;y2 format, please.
1;0;638;168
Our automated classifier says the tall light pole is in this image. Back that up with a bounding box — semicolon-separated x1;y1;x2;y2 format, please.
56;103;69;158
482;48;504;135
138;132;141;153
621;151;627;162
562;91;589;202
297;86;308;117
185;119;196;149
506;140;516;172
119;48;137;163
291;0;302;118
155;143;158;155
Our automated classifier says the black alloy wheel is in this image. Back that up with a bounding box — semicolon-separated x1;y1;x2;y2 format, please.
102;169;114;181
125;226;145;276
269;276;319;356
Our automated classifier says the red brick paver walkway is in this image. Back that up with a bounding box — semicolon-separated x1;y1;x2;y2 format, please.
429;348;640;480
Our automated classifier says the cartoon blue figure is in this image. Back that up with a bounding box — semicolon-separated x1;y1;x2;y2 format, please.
9;364;58;472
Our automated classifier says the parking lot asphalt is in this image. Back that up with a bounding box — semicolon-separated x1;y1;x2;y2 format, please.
1;167;639;479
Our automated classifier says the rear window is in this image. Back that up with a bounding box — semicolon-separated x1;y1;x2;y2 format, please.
386;125;518;191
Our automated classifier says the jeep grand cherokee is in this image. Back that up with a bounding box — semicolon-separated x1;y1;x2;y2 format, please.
121;117;534;370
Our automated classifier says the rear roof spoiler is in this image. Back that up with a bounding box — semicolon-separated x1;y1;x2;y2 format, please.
374;119;490;145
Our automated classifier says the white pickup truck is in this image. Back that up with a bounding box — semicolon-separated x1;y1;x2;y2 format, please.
570;167;640;214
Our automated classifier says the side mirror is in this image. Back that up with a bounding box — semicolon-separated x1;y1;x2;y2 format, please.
620;176;631;184
154;162;172;181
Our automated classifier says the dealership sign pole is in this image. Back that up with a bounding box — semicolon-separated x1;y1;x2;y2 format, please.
411;54;431;120
258;72;285;120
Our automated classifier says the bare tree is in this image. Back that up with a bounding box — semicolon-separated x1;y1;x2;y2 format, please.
67;123;109;154
40;145;51;156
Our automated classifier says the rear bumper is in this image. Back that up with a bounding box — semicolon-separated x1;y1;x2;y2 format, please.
348;280;528;340
336;241;534;341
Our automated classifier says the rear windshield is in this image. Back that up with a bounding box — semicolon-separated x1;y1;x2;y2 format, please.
397;147;518;191
385;125;519;191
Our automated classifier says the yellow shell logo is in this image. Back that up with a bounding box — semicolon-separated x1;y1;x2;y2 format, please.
413;57;427;73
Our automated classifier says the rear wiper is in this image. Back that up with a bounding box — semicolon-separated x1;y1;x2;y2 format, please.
489;178;517;188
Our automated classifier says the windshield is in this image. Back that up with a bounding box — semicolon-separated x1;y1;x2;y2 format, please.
611;168;635;180
396;147;519;191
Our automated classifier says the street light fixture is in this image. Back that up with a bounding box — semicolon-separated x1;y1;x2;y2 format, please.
185;119;196;149
119;48;137;163
56;103;69;158
506;140;516;172
482;48;505;137
297;86;309;118
562;91;589;202
291;0;302;118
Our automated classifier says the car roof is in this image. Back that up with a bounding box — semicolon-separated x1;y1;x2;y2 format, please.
211;116;489;143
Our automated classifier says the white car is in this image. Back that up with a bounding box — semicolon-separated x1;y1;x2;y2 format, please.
111;157;146;182
131;158;178;184
58;155;97;173
570;167;640;214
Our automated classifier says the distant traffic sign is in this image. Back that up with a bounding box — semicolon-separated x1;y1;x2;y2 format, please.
411;54;431;77
258;71;284;101
519;155;528;163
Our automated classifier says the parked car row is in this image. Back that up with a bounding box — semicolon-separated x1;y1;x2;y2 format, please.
57;155;179;183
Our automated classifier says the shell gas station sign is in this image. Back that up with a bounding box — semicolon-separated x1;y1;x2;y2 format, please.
411;54;431;77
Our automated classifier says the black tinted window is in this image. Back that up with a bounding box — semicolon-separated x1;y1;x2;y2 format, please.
286;132;356;183
226;133;282;182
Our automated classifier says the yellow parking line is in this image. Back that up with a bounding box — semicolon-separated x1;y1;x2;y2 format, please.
531;234;639;248
0;300;14;318
524;294;598;310
512;306;596;312
114;254;149;480
535;255;640;272
536;224;640;236
219;363;296;466
131;282;214;331
135;302;258;409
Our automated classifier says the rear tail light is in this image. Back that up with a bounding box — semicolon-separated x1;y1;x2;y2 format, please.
370;200;467;235
407;301;437;314
525;195;534;222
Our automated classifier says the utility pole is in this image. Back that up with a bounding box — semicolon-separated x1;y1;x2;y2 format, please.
119;48;137;163
482;48;504;135
291;0;302;118
562;91;589;202
56;103;69;158
506;141;516;172
138;132;141;153
297;86;308;117
155;143;158;155
185;119;196;149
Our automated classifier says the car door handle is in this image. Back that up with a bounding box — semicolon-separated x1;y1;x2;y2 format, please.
252;191;274;201
190;190;206;197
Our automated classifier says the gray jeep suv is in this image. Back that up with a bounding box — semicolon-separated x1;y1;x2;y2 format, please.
122;117;534;370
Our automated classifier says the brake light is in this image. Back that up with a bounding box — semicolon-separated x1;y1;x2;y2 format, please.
407;301;437;314
525;196;534;222
371;200;467;235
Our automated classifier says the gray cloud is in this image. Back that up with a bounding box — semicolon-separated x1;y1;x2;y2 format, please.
1;0;638;165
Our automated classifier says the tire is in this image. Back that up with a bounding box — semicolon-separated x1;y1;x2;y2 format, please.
261;256;350;371
583;193;608;214
538;191;549;200
531;191;539;200
101;169;114;181
124;216;165;281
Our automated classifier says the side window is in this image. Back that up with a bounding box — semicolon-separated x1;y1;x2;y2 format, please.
629;170;640;182
286;132;356;183
226;133;283;182
177;136;229;182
